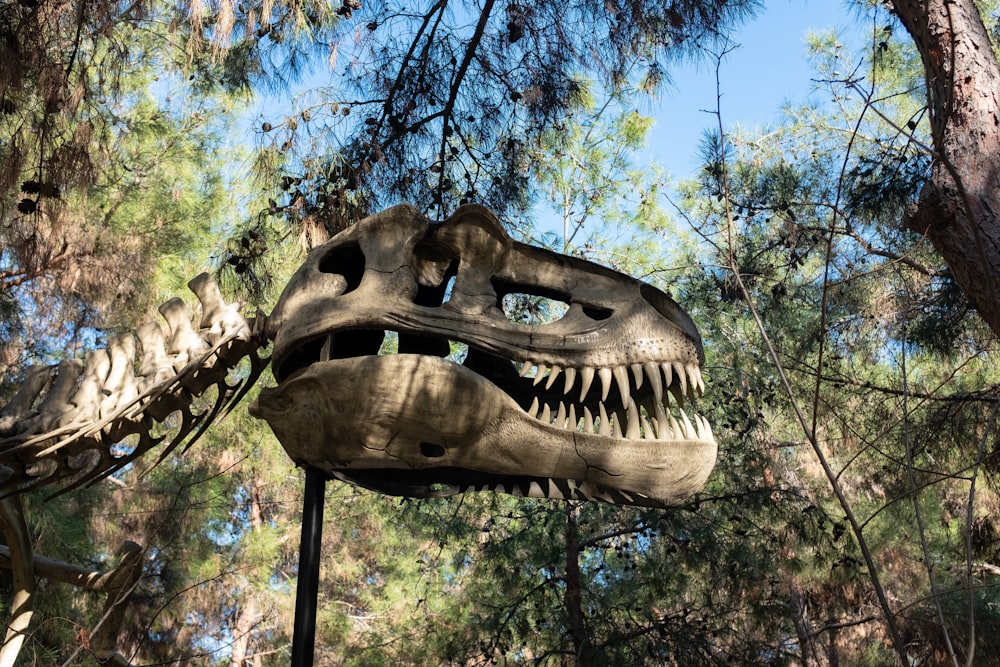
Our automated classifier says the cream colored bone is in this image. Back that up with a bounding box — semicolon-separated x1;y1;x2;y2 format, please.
255;204;714;508
251;355;716;507
100;334;139;418
0;272;263;492
0;366;52;436
189;272;248;340
159;297;209;370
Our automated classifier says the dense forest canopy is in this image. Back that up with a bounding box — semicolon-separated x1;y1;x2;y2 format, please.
2;0;1000;664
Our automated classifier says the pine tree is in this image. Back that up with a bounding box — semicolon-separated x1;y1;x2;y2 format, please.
7;1;1000;664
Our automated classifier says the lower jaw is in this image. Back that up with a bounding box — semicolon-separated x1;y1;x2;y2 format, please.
250;354;717;507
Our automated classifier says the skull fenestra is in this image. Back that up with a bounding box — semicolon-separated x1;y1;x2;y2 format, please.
250;204;716;508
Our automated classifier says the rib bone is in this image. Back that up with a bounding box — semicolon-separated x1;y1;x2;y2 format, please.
0;274;268;497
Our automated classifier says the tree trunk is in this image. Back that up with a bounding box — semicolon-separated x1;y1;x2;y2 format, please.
230;595;262;667
563;506;594;666
0;496;33;667
892;0;1000;338
230;478;265;667
788;585;817;666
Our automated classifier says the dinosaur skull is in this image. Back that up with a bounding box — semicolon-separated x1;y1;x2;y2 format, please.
250;204;716;507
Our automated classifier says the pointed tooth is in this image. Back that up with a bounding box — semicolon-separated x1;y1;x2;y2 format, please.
685;364;698;400
674;362;687;397
563;367;577;395
598;367;613;402
694;413;705;440
598;402;610;436
613;366;630;407
556;401;567;427
519;360;534;377
681;410;700;440
655;402;669;439
644;362;663;405
661;361;673;389
669;382;685;409
630;363;644;390
611;416;623;439
669;414;681;439
540;403;551;423
595;490;616;503
533;363;549;386
626;399;641;440
568;404;577;431
320;334;333;362
529;481;545;498
640;414;655;440
691;366;705;396
702;416;715;442
579;367;595;401
583;406;595;434
653;417;667;440
680;409;695;439
545;364;562;390
529;396;539;417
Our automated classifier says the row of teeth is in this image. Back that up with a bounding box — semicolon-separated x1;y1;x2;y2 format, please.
516;360;705;407
526;396;713;442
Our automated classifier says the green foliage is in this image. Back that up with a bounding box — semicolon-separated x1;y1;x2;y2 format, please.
0;2;252;365
5;1;1000;665
663;9;1000;663
242;0;760;233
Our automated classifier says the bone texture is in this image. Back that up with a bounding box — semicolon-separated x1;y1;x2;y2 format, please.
0;273;268;497
254;204;716;508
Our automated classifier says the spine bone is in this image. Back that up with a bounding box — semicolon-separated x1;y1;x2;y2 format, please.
0;274;268;496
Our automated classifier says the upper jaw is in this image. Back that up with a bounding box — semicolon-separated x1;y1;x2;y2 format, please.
265;202;705;381
266;323;712;447
268;285;705;386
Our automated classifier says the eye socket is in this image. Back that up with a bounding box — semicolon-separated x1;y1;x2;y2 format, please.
413;259;459;307
319;242;365;293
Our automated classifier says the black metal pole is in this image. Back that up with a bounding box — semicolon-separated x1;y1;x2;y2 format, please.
291;467;326;666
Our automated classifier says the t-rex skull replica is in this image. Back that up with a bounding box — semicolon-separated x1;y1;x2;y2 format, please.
251;204;716;508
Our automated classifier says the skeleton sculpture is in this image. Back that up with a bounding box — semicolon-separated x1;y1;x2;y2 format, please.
253;204;715;506
0;203;715;662
0;274;268;664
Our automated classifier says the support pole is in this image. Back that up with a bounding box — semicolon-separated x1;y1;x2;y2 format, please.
291;467;326;667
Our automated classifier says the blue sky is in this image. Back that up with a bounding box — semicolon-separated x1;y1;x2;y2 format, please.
647;0;857;177
244;2;864;224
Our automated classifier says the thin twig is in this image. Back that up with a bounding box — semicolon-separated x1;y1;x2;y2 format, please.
899;284;959;666
708;45;911;663
963;400;998;666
